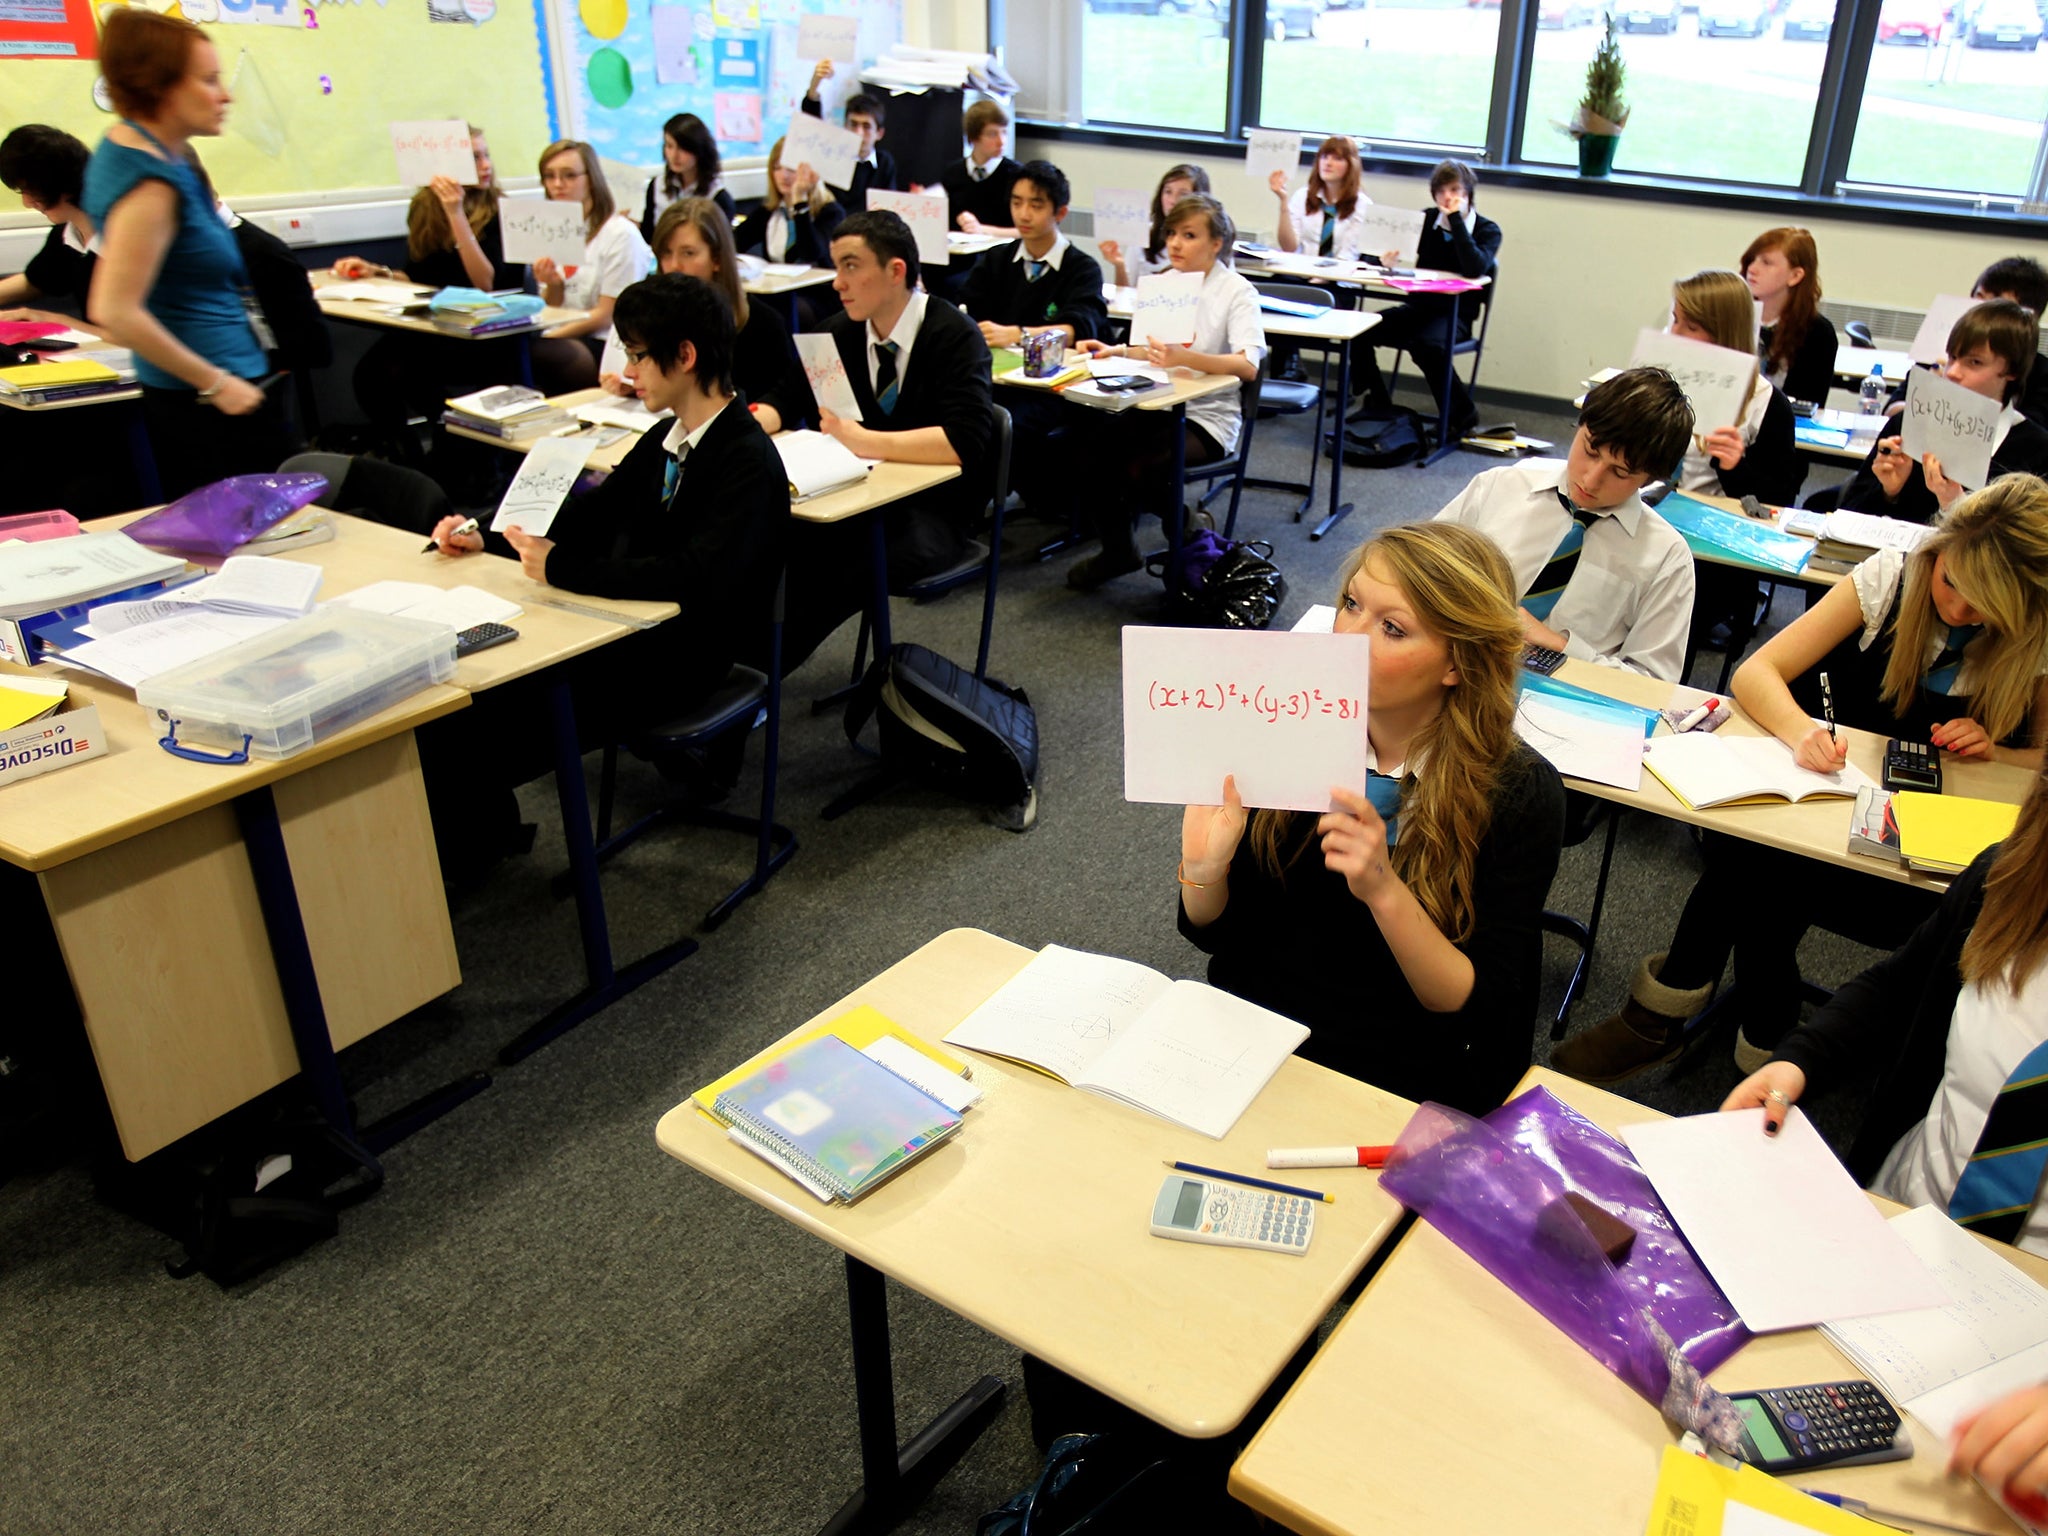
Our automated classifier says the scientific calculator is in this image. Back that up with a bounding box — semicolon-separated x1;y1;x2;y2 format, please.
455;622;518;658
1149;1174;1314;1255
1883;737;1943;792
1726;1379;1909;1473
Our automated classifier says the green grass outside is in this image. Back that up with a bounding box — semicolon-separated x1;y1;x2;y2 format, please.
1863;78;2048;119
1081;13;2038;193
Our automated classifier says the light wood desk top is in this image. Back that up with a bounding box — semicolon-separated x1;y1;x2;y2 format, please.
1837;346;1913;385
1546;657;2029;889
310;271;581;338
436;389;963;524
655;928;1417;1439
742;264;838;296
1231;1066;2036;1536
994;363;1240;415
1105;287;1384;344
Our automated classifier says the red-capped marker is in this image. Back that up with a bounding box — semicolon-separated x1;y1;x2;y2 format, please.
1268;1146;1396;1170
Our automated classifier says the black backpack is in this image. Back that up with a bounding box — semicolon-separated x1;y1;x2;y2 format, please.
1328;407;1427;468
233;217;333;373
845;644;1039;831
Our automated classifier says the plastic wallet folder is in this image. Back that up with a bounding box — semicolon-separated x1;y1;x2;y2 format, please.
1656;491;1815;577
1519;672;1661;739
691;1005;970;1125
1642;1445;1889;1534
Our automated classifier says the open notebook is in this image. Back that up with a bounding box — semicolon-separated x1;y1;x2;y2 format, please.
1643;730;1876;810
943;944;1308;1139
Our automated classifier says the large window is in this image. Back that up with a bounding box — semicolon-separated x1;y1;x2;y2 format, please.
1003;0;2048;217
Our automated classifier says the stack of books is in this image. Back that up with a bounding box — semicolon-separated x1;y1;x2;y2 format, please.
0;353;135;406
1850;785;2020;876
771;429;872;502
430;295;543;337
442;386;570;441
0;529;190;666
1811;509;1933;572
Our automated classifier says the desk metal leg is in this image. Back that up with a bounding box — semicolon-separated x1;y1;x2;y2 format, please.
516;334;536;390
1312;336;1357;540
235;786;489;1169
498;678;699;1064
818;1256;1007;1536
1418;295;1462;468
1141;402;1187;571
821;513;908;818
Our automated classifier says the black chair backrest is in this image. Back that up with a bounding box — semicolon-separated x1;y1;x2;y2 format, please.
278;451;452;538
988;403;1014;513
1844;320;1876;349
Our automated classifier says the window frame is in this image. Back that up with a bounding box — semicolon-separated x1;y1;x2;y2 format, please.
1000;0;2048;236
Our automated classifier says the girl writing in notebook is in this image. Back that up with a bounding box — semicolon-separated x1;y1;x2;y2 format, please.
1741;226;1836;408
598;199;812;433
1096;162;1209;289
529;139;652;395
1555;476;2048;1086
1176;522;1566;1114
1725;758;2048;1525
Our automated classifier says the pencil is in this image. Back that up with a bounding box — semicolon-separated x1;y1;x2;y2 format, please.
1165;1160;1335;1204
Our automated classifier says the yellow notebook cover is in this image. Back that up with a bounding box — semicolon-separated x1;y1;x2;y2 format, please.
0;676;67;732
1893;791;2020;870
0;359;120;388
691;1005;971;1124
1642;1446;1890;1534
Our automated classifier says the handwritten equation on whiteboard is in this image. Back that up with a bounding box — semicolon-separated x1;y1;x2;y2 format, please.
1122;625;1371;813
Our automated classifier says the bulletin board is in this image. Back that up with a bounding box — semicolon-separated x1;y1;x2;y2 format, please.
542;0;899;168
0;0;555;198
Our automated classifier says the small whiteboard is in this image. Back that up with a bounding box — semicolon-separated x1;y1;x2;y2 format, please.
1629;328;1759;433
1901;367;2002;489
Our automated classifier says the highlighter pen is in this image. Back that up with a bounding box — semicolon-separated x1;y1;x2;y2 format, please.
1797;1490;1998;1536
1268;1146;1395;1170
1821;670;1838;743
1166;1160;1334;1204
423;516;478;554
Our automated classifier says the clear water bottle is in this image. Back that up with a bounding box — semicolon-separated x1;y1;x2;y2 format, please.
1859;366;1887;416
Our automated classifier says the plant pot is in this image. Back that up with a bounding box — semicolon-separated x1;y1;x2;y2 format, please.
1578;133;1621;177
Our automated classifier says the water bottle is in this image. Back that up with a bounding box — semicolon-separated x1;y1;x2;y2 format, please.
1858;366;1886;416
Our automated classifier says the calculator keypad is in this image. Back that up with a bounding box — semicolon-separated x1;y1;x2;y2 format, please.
1210;1190;1314;1250
1756;1381;1901;1463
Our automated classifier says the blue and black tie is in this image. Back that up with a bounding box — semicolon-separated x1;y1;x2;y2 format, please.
874;339;900;415
1025;258;1048;283
661;443;688;507
1524;491;1598;623
1925;623;1982;697
1365;770;1403;848
1949;1038;2048;1244
1318;209;1336;258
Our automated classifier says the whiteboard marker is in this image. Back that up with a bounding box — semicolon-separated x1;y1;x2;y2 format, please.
1268;1146;1395;1170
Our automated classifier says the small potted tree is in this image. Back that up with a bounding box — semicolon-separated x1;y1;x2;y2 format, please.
1568;16;1628;178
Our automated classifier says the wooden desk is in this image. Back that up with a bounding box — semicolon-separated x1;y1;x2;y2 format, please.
1678;490;1842;591
311;272;581;389
743;264;838;297
1547;657;2029;889
1231;1066;2033;1536
656;929;1415;1529
1837;346;1913;386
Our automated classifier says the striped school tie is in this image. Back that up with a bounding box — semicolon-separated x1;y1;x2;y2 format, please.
873;339;900;415
1025;258;1048;282
1523;492;1598;623
1318;210;1336;258
1948;1037;2048;1243
661;443;689;506
1925;623;1982;697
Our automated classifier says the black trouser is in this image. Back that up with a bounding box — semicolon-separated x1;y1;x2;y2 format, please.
531;334;603;397
1084;412;1225;565
140;382;297;500
1659;833;1939;1046
1352;299;1474;425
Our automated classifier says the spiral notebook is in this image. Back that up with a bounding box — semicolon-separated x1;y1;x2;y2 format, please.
712;1033;964;1204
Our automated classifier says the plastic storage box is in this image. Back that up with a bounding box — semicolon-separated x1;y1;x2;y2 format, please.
137;608;457;762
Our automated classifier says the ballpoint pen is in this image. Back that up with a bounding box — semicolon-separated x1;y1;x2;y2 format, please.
1799;1488;2001;1536
1166;1160;1335;1204
1821;670;1837;743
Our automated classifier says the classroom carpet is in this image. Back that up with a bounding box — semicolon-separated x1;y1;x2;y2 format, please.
0;391;1875;1536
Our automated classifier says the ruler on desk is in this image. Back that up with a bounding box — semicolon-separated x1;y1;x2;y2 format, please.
534;597;661;631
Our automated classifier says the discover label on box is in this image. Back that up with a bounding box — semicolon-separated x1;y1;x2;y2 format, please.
0;701;106;787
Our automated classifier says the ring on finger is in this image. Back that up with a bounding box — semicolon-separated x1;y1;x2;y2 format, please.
1765;1089;1790;1106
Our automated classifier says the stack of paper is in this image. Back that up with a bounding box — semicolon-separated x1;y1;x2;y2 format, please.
1513;676;1654;790
0;531;187;620
692;1004;976;1125
443;385;570;440
326;581;521;630
0;357;125;404
1891;790;2021;874
318;279;434;306
1817;509;1934;565
572;397;671;434
87;555;322;633
771;429;874;501
58;610;290;689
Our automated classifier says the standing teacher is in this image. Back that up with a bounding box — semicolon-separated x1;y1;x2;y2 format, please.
85;7;289;498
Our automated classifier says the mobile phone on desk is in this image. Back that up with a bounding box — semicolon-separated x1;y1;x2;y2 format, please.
1094;375;1159;394
1725;1380;1909;1473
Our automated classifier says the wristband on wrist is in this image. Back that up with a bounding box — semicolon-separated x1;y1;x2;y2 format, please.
1177;859;1217;889
196;370;228;401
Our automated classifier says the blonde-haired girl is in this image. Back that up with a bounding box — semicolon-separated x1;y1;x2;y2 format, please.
1178;521;1567;1113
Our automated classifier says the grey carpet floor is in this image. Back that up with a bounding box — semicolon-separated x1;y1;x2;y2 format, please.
0;390;1878;1536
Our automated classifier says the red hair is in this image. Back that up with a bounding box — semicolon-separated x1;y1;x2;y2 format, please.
1305;136;1362;221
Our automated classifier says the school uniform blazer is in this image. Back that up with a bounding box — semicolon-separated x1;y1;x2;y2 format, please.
1839;411;2048;524
940;156;1021;232
1707;385;1803;506
730;199;846;267
958;239;1110;341
1774;848;1995;1183
799;97;898;211
539;403;790;707
1414;207;1501;325
824;297;994;489
1763;313;1839;408
733;300;817;430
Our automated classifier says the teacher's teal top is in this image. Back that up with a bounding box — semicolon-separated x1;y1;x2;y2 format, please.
82;133;265;390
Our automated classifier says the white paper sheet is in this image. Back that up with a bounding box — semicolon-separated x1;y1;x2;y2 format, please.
796;12;859;60
328;581;521;629
489;435;591;536
946;944;1170;1083
61;611;288;689
1629;328;1760;432
866;187;950;265
1909;293;1984;366
783;112;861;194
1242;127;1303;189
1356;205;1427;267
1513;690;1645;791
498;198;586;266
389;120;475;186
1129;269;1205;348
1901;367;2003;490
1619;1109;1948;1332
794;333;862;418
1093;187;1152;264
206;555;322;616
1122;624;1370;813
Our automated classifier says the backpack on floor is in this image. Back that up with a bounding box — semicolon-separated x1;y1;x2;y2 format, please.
846;643;1040;832
1328;407;1427;468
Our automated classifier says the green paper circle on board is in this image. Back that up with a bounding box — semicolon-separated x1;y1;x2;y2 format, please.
578;0;626;38
587;48;633;109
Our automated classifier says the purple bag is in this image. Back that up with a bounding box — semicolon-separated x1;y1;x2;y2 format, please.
122;473;328;557
1380;1086;1749;1440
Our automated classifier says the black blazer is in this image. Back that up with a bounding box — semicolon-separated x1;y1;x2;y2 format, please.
1776;848;1997;1183
824;296;993;476
734;300;816;430
405;211;524;293
731;199;845;267
639;180;737;247
959;240;1109;341
536;402;789;707
1840;410;2048;524
800;96;897;212
940;156;1020;231
1763;313;1839;408
1710;385;1804;506
1415;207;1501;324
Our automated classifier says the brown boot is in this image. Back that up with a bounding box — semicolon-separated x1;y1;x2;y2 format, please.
1551;952;1715;1086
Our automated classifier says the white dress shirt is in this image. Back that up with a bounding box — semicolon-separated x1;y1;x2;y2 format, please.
1179;262;1267;458
1012;231;1073;273
1433;458;1696;680
660;397;729;463
562;215;654;339
864;289;929;406
1284;184;1373;261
